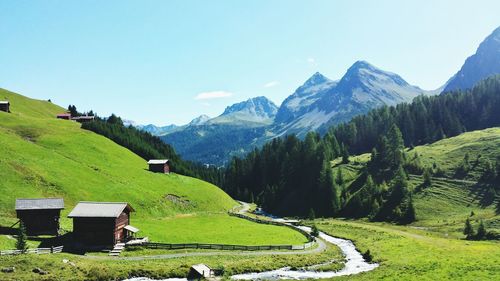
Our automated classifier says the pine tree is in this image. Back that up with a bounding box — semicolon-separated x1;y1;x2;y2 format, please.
480;159;496;183
341;144;349;164
463;218;474;239
476;220;487;240
495;157;500;182
16;221;28;252
311;225;320;237
401;196;416;224
387;124;405;169
423;168;432;187
308;208;316;220
336;169;345;186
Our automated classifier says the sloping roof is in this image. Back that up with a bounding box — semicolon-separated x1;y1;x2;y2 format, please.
191;264;212;277
147;159;169;165
0;101;9;104
57;113;71;117
124;225;140;233
72;116;95;120
68;202;134;218
15;198;64;210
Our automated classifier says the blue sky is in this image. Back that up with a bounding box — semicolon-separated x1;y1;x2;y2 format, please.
1;1;499;125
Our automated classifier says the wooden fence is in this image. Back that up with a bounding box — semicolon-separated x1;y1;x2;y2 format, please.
128;212;315;252
127;207;315;252
0;246;63;256
228;212;314;242
129;241;314;251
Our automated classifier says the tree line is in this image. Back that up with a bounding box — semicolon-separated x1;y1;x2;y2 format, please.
221;75;500;221
75;110;224;184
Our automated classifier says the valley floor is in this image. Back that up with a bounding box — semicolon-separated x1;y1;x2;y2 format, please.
313;219;500;280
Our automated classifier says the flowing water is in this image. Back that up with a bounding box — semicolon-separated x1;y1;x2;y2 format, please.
123;218;378;280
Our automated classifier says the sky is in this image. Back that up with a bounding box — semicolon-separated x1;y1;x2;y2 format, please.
1;1;499;125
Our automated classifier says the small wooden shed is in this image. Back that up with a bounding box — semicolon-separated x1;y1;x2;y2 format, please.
56;113;72;120
0;101;10;113
15;198;64;236
148;159;170;174
188;264;214;279
68;202;138;246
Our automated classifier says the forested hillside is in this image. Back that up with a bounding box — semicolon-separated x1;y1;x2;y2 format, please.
81;114;224;184
222;75;500;221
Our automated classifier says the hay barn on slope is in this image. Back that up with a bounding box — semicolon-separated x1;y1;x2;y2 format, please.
148;159;170;174
0;101;10;113
15;198;64;236
68;202;138;246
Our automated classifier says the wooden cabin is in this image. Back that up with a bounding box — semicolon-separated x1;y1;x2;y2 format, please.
15;198;64;236
0;101;10;113
56;113;72;120
68;202;138;246
148;159;170;173
72;115;95;123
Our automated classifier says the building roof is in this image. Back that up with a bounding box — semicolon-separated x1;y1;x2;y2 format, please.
68;202;134;218
147;159;170;165
191;264;212;277
57;113;71;117
124;225;140;233
15;198;64;210
72;116;95;120
0;101;9;104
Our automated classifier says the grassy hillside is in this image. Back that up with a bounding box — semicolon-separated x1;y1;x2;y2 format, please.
0;88;304;246
314;219;500;280
0;88;63;119
334;127;500;235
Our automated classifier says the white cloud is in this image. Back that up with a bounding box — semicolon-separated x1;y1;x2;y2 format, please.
307;57;316;65
194;91;233;100
263;81;279;88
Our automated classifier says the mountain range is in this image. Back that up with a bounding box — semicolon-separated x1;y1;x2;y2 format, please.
141;26;500;165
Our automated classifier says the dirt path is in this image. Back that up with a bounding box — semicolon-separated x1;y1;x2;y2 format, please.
87;239;326;261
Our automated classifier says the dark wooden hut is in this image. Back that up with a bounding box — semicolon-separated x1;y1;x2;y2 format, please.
68;202;138;246
0;101;10;113
148;159;170;174
15;198;64;236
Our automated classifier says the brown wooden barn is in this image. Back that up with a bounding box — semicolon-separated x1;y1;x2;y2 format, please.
56;113;72;120
68;202;139;246
0;101;10;113
148;159;170;173
15;198;64;236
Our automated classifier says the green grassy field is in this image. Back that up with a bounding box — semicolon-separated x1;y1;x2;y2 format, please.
320;128;500;280
0;88;305;249
314;219;500;280
0;241;342;281
138;214;308;245
410;127;500;180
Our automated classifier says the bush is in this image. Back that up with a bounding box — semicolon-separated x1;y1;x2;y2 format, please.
311;225;320;237
362;249;373;262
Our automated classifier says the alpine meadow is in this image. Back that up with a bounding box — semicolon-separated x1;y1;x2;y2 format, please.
1;2;500;281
